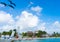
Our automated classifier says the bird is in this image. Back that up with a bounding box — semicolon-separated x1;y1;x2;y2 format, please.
0;2;7;6
8;4;15;9
8;0;16;6
0;2;15;9
0;0;16;9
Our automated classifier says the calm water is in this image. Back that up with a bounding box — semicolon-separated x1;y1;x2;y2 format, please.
0;38;60;42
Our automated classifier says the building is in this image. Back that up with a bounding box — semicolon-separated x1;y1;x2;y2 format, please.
27;31;33;37
1;35;10;39
41;34;49;37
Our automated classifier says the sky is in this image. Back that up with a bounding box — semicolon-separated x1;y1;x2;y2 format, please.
0;0;60;34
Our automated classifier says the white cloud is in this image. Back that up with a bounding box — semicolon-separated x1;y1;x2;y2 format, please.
15;11;46;33
0;6;46;33
0;11;14;24
30;2;34;5
0;11;15;32
16;11;39;32
1;25;14;32
46;21;60;33
31;6;42;13
53;21;59;25
27;2;34;8
52;21;60;28
37;22;46;31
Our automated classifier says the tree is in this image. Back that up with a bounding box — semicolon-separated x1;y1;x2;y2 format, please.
2;31;6;35
0;33;1;37
52;32;60;37
36;30;47;37
9;30;12;36
22;32;27;37
2;30;12;36
37;30;42;37
42;31;47;34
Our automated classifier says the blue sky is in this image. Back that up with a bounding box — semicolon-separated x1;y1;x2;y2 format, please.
1;0;60;21
0;0;60;33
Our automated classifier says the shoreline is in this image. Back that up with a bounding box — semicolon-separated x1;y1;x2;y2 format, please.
11;37;60;40
0;37;60;40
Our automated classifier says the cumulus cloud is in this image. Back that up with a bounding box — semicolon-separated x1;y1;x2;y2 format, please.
46;21;60;33
0;11;14;24
15;11;46;33
52;21;60;28
16;11;39;32
0;10;40;32
31;6;42;13
0;6;46;33
0;11;15;32
1;25;14;31
37;22;46;31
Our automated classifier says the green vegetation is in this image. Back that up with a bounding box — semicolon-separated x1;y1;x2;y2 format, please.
52;32;60;37
22;32;27;37
0;29;60;38
2;30;12;36
0;33;1;37
21;31;60;38
0;29;18;37
22;30;47;37
35;30;47;37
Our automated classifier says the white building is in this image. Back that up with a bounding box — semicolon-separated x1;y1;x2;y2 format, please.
1;35;10;39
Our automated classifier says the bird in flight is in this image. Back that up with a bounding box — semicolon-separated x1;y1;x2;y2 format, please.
0;0;16;9
8;4;14;9
0;2;7;6
8;0;16;6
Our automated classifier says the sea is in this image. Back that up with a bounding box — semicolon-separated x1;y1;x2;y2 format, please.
0;38;60;42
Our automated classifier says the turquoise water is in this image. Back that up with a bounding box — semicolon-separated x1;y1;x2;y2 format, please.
0;38;60;42
14;38;60;42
